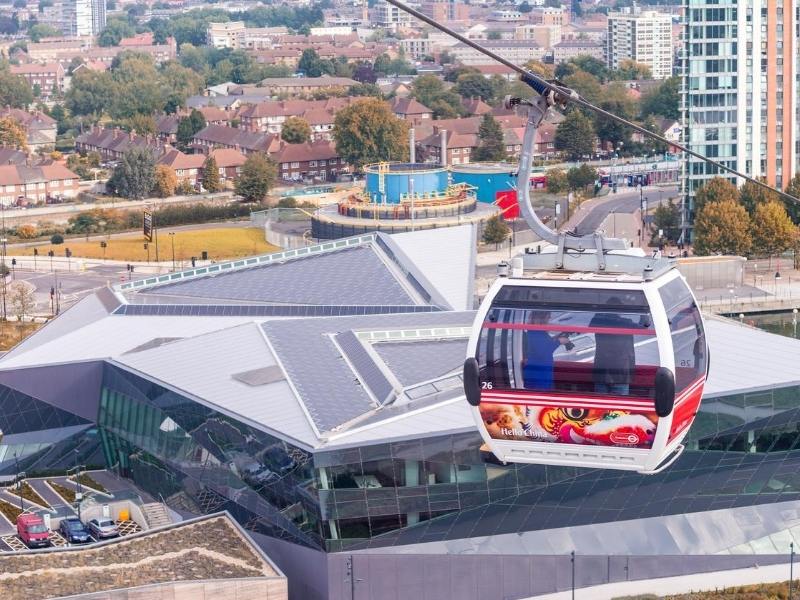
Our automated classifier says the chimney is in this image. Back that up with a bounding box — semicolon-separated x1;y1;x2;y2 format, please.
409;127;415;163
440;129;447;167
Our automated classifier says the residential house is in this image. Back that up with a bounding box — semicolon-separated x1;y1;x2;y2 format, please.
389;97;432;128
419;114;527;165
256;76;359;96
273;140;348;182
461;97;492;116
0;108;57;152
237;97;363;140
191;124;277;155
75;127;164;162
552;40;605;63
155;115;181;144
0;148;27;165
0;163;80;205
157;147;247;189
10;63;65;99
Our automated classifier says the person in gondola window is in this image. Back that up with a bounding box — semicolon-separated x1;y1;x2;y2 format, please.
523;311;571;390
590;298;636;396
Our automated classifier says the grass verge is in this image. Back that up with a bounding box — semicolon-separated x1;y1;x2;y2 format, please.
19;228;279;263
48;481;76;504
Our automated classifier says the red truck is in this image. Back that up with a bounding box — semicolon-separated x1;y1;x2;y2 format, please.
17;513;50;548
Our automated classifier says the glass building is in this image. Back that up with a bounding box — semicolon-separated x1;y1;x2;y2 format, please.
2;230;800;598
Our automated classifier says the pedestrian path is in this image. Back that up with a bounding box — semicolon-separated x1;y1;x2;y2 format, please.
527;561;794;599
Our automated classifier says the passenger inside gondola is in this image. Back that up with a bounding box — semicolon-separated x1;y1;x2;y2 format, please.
523;311;571;390
589;298;636;396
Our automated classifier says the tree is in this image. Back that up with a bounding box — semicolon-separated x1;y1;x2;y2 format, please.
352;63;377;84
693;176;738;212
739;178;779;215
298;48;333;77
28;23;61;42
153;164;177;198
125;114;157;136
108;147;156;199
616;59;652;81
202;155;221;192
235;152;277;203
0;69;33;108
98;19;135;46
650;202;681;245
554;110;595;160
522;59;554;79
519;0;533;11
281;116;311;144
0;117;27;150
562;71;603;105
784;173;800;224
594;83;636;150
334;98;408;169
693;199;752;256
176;108;206;150
640;76;680;120
556;55;609;82
8;281;35;321
472;114;507;162
65;69;112;117
566;164;597;192
482;215;510;248
752;200;798;258
545;169;568;194
454;72;495;103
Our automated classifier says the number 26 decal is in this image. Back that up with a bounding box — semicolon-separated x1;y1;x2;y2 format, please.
481;381;493;389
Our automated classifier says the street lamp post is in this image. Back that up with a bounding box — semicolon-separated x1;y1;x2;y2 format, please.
571;550;575;600
74;449;83;521
790;541;795;600
169;232;176;271
14;452;22;512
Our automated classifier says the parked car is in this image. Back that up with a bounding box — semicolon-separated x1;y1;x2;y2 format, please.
17;513;50;548
87;518;119;539
59;516;91;543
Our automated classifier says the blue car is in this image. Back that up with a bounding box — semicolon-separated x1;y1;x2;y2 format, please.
59;517;91;543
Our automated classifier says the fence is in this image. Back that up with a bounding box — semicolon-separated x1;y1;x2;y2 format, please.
251;208;314;249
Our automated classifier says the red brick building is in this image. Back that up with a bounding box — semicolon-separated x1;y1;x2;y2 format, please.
0;163;80;204
10;62;65;99
273;140;348;182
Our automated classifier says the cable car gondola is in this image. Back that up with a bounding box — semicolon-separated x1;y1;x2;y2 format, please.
464;259;708;473
382;0;797;473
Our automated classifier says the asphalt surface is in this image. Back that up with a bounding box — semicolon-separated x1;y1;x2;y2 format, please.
9;264;145;316
572;185;677;235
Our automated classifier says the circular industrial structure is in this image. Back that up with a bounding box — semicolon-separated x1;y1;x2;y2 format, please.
450;163;516;204
312;162;499;240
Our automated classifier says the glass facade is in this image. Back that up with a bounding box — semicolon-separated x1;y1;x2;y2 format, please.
3;360;800;554
0;383;94;474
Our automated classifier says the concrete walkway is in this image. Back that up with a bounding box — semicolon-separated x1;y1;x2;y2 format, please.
527;561;795;599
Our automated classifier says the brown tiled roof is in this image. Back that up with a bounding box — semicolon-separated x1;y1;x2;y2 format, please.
274;140;339;163
390;96;432;116
210;148;246;168
10;62;63;75
155;115;180;135
198;106;229;122
157;149;204;169
193;124;274;152
0;108;56;129
461;97;492;116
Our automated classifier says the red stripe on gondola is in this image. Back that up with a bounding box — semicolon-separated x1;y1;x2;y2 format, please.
482;391;654;404
481;399;656;411
481;322;656;336
481;393;655;410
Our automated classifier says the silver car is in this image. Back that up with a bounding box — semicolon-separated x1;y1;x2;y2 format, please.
87;518;119;539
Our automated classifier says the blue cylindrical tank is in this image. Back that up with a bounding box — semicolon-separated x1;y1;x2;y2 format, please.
451;163;515;203
364;163;448;204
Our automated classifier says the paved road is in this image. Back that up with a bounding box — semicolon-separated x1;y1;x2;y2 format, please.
7;264;146;316
571;185;677;235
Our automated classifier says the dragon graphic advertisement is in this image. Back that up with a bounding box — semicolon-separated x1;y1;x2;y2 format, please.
479;398;659;449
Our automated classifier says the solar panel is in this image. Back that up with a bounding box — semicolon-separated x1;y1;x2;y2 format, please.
334;331;395;406
113;304;441;317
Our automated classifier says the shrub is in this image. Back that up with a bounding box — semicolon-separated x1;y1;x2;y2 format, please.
16;224;38;239
50;233;64;244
